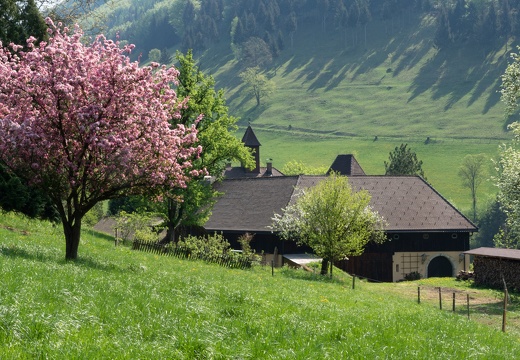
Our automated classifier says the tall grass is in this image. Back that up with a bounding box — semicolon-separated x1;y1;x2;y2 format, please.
1;212;519;358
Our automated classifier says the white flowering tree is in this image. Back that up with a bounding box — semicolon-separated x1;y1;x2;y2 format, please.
494;49;520;248
272;174;386;276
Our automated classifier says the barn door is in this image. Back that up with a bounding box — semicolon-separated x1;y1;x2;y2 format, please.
427;256;453;277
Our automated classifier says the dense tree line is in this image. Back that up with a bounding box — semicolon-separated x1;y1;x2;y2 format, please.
0;0;47;46
434;0;520;51
94;0;520;61
95;0;433;61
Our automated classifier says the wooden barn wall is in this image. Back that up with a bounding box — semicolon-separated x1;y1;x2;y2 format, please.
365;232;469;253
336;252;393;282
473;256;520;291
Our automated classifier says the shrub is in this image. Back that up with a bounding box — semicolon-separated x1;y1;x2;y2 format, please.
404;271;422;281
175;233;231;259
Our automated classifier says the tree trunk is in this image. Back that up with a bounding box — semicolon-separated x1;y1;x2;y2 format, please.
321;258;329;275
162;198;183;244
63;216;82;260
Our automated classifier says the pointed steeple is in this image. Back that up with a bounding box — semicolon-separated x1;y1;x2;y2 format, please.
241;125;261;173
241;125;261;147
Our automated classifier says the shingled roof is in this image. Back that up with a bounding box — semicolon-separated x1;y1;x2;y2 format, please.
205;176;299;232
464;247;520;260
296;176;477;232
204;175;477;234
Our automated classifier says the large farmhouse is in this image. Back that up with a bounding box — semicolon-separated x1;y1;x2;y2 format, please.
204;127;477;282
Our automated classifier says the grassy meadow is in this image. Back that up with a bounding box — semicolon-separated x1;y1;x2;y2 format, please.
1;212;520;358
198;15;516;216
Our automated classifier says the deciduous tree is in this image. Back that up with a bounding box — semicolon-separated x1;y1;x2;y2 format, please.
493;50;520;248
0;19;202;260
272;174;386;276
501;48;520;115
458;154;487;222
162;50;254;242
281;160;327;175
240;66;275;106
494;123;520;249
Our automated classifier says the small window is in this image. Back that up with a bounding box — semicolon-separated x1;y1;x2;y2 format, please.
451;233;458;239
423;233;429;240
396;264;399;272
393;234;400;240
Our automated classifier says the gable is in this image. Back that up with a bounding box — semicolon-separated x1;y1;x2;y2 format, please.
327;154;366;176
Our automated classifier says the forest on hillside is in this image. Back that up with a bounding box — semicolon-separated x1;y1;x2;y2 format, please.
93;0;520;63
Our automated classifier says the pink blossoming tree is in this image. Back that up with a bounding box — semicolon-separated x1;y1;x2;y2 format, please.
0;19;202;260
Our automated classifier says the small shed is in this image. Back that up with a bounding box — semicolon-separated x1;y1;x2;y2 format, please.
464;247;520;290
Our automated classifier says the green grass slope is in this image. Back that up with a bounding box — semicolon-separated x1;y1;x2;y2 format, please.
200;15;513;213
1;213;520;358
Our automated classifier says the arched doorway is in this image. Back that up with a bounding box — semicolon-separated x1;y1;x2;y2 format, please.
427;256;453;278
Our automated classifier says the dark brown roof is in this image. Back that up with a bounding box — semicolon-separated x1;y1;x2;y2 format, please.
223;166;284;179
327;154;366;176
464;247;520;260
241;125;261;147
204;175;477;234
296;176;476;232
204;176;299;232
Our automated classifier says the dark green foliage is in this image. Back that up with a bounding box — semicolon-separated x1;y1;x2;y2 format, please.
161;50;253;242
108;196;160;215
404;271;422;281
384;143;426;179
0;0;47;46
241;37;272;67
472;199;506;249
87;0;520;59
0;165;58;221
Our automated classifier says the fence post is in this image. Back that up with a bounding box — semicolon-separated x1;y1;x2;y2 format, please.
439;287;442;310
352;275;356;290
502;288;508;332
452;292;455;312
467;294;470;319
271;260;274;276
418;286;421;304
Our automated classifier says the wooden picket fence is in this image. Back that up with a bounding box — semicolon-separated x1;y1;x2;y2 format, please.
132;240;253;269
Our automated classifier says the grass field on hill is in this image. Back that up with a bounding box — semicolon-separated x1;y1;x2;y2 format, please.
199;15;516;216
1;212;520;358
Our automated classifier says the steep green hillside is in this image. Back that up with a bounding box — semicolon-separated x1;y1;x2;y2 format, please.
197;14;510;212
208;15;509;140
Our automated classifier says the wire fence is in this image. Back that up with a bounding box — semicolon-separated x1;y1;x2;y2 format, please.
131;240;253;270
347;273;518;334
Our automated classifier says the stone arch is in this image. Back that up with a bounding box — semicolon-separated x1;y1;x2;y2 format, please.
427;255;454;278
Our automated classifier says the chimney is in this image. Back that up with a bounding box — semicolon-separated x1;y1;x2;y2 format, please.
266;159;273;176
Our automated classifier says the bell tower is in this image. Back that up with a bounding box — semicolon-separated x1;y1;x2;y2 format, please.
241;125;261;173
